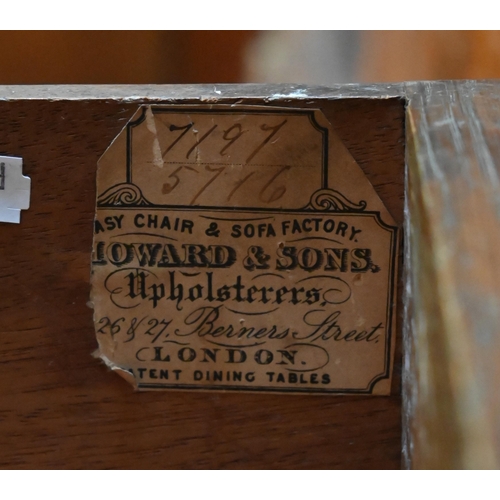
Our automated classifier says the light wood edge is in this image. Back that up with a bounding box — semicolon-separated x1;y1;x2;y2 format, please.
403;81;500;469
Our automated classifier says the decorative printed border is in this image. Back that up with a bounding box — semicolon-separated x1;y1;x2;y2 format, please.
95;105;398;395
95;204;398;395
98;106;330;209
97;183;152;207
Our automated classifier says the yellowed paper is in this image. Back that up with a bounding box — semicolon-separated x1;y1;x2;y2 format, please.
91;105;398;395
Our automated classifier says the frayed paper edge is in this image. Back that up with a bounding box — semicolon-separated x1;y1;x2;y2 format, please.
92;349;138;389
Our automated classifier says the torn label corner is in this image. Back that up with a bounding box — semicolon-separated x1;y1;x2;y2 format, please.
94;350;137;389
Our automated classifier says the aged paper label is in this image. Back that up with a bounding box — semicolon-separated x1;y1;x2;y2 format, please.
91;105;398;395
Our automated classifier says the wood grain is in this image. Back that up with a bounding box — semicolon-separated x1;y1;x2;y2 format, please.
0;87;404;469
404;80;500;469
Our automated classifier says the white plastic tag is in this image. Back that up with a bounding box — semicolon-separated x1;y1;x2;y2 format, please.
0;156;31;223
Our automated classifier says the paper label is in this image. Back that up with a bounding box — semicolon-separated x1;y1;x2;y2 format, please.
91;105;398;395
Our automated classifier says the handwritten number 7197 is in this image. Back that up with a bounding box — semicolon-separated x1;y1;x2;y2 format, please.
162;119;287;163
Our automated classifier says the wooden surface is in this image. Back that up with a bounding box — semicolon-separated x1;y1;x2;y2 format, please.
0;86;404;469
404;80;500;469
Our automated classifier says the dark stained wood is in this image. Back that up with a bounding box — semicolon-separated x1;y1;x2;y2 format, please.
0;86;404;469
324;98;406;226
